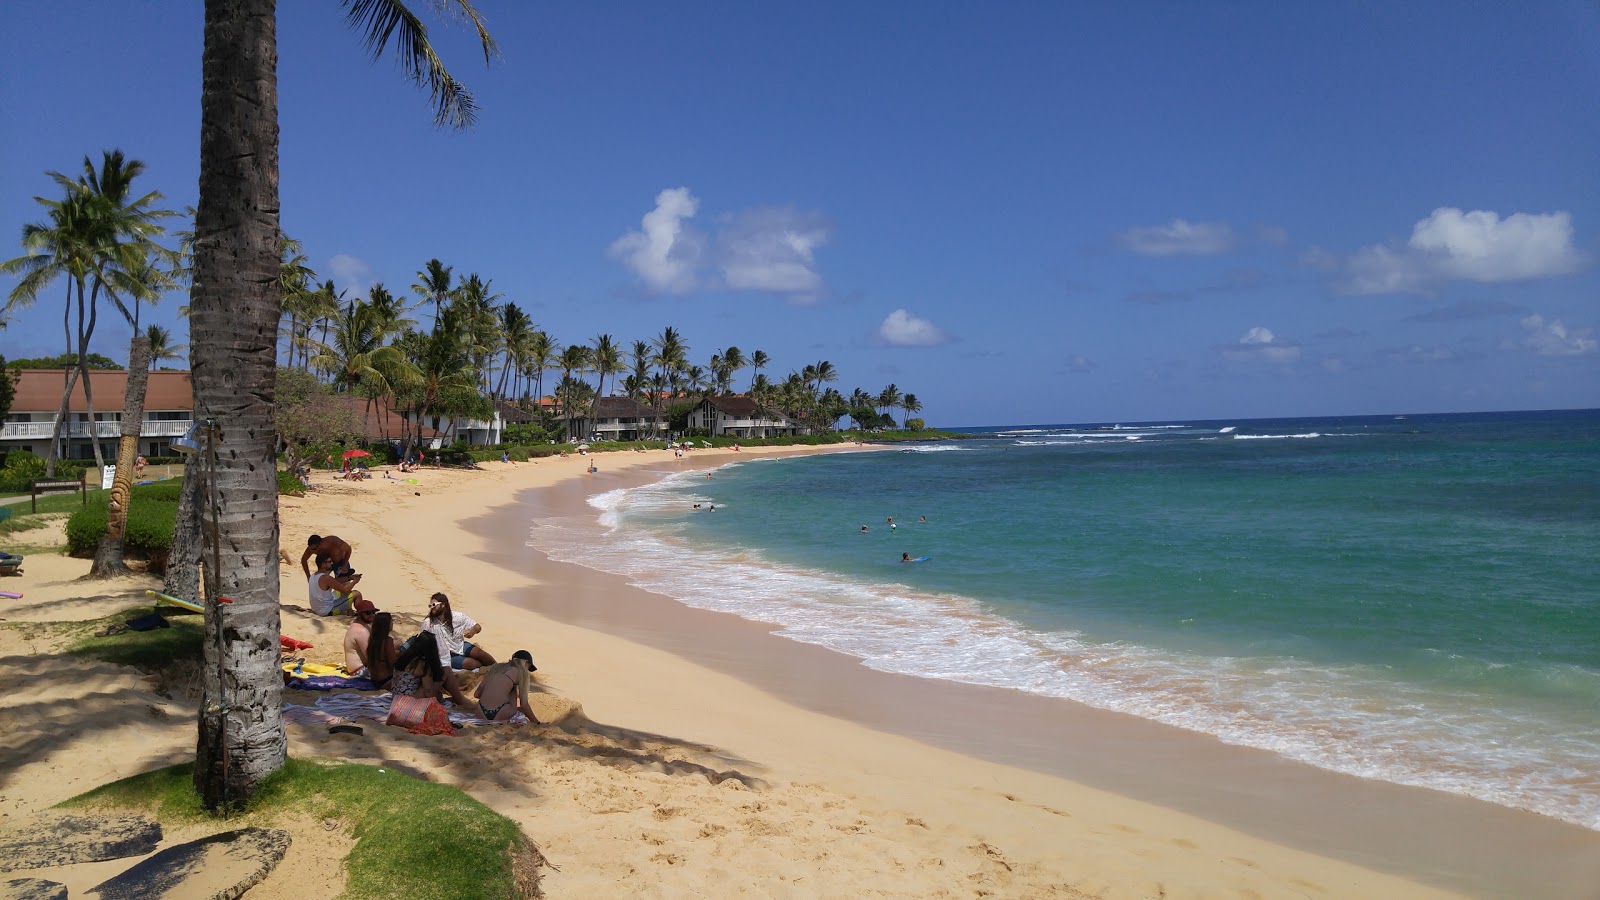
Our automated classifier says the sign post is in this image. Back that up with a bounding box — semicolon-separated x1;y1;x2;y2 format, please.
31;472;87;514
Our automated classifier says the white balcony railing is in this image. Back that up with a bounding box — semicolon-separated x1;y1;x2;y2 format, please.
2;419;194;440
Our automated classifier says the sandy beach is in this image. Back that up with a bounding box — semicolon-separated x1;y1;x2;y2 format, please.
5;444;1600;898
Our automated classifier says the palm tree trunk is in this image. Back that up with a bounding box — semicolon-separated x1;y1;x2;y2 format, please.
91;334;152;576
45;368;80;478
190;0;286;811
165;461;203;604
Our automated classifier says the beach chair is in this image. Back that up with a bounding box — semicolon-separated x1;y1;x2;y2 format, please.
0;552;24;576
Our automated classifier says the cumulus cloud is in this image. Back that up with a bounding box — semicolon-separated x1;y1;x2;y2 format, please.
327;253;373;295
716;207;832;297
609;189;832;299
1219;326;1301;363
608;187;705;294
875;309;948;347
1516;314;1596;357
1117;219;1236;256
1343;208;1587;295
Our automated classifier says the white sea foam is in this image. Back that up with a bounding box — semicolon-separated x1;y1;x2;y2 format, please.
520;481;1600;832
1219;426;1237;434
1233;432;1323;440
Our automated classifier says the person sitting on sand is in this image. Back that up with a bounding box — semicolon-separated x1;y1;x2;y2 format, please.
343;599;387;676
473;650;542;724
308;554;363;616
392;630;476;708
364;612;399;689
423;592;496;671
302;534;354;578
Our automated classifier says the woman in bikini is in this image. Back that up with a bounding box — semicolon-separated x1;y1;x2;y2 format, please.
472;650;541;724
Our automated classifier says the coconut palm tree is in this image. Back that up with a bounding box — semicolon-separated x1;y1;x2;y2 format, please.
900;393;922;428
276;237;318;366
748;349;769;393
3;152;173;475
877;383;903;425
413;257;454;331
526;329;555;407
147;324;186;369
186;0;496;810
651;326;688;408
590;333;624;402
494;303;531;402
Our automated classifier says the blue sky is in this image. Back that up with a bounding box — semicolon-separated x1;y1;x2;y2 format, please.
3;2;1596;426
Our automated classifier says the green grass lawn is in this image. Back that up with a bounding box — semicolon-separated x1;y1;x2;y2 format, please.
63;758;542;899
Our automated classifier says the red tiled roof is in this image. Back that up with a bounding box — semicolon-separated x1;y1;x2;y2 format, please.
10;369;193;413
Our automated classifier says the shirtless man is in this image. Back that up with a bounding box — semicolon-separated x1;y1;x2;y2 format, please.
342;599;379;672
302;534;353;578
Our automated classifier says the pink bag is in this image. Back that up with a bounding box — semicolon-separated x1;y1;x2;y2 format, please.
387;694;456;736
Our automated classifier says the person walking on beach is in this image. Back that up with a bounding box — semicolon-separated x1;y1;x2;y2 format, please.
302;534;354;578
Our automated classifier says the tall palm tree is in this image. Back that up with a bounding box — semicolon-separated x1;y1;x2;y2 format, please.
276;236;317;365
590;333;624;402
651;326;688;408
526;329;555;407
187;0;496;810
748;349;768;393
629;339;652;402
147;324;186;369
900;393;922;427
494;303;531;402
877;383;903;424
452;272;502;393
413;256;454;331
557;343;592;430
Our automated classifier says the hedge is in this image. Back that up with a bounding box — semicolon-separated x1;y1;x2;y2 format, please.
65;480;182;571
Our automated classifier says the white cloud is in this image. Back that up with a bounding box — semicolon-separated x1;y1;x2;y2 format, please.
875;309;948;347
327;253;373;295
1221;326;1300;363
716;207;832;297
1517;314;1596;357
1117;219;1236;256
608;187;704;294
1066;355;1096;373
1343;208;1587;295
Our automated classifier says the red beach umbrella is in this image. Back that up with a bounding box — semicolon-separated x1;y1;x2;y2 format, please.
342;449;372;459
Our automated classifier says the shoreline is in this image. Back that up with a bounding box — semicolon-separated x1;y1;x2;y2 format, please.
463;447;1600;898
7;444;1597;897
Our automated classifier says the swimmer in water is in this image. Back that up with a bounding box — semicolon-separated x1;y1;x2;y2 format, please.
901;552;911;563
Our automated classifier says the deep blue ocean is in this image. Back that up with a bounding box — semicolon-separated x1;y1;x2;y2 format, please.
525;409;1600;830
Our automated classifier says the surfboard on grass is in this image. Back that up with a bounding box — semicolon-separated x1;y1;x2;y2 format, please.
145;589;203;613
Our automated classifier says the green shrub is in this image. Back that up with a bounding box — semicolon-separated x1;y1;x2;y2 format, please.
65;480;182;570
277;470;305;495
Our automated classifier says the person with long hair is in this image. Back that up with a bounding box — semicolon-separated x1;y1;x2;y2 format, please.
423;592;496;671
365;612;398;689
473;650;541;724
387;631;458;736
393;628;474;708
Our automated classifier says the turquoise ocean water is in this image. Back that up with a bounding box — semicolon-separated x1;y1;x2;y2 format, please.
524;409;1600;830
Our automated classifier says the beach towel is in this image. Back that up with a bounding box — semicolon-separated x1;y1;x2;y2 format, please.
281;704;351;728
280;636;315;651
287;674;377;691
282;661;347;677
312;693;529;728
386;694;457;736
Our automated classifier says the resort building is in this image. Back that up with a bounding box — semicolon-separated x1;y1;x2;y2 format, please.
567;396;668;442
4;369;197;460
686;395;802;438
4;369;453;458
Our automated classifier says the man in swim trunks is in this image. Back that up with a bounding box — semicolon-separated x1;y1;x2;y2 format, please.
302;534;354;578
